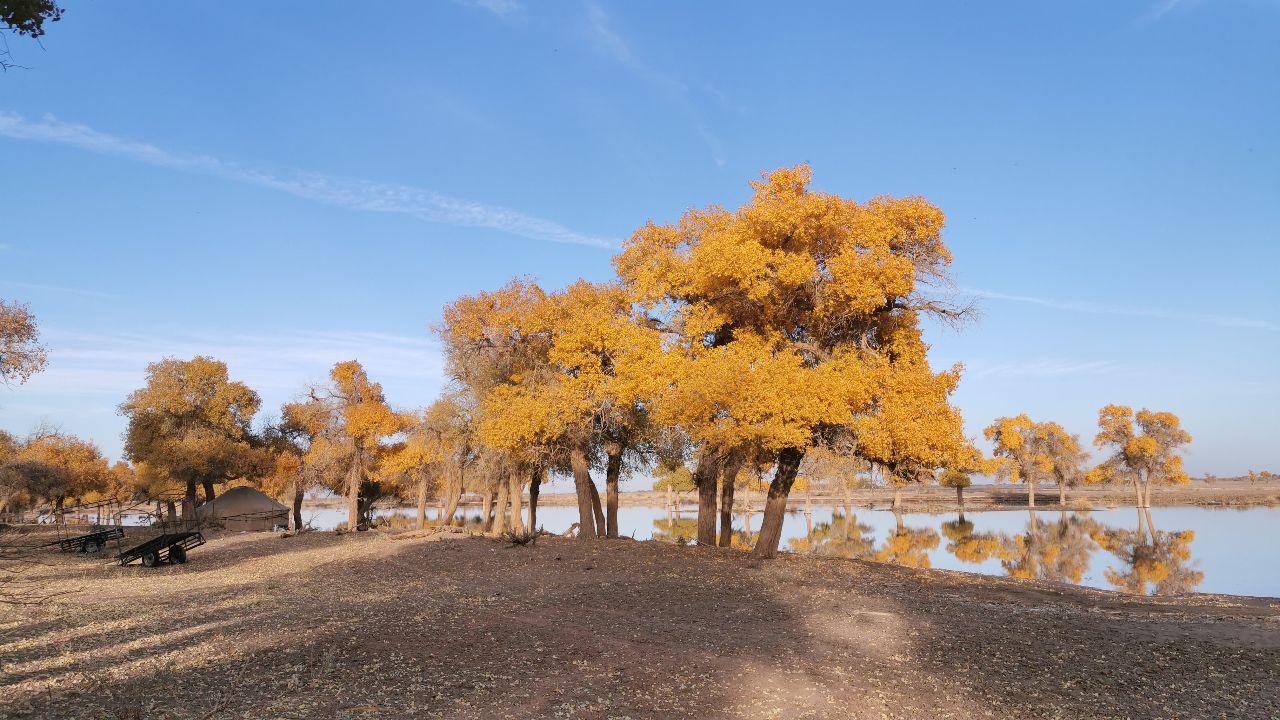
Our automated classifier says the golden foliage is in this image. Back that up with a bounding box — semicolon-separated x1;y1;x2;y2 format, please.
0;299;48;385
119;356;261;489
1087;405;1192;490
615;164;971;481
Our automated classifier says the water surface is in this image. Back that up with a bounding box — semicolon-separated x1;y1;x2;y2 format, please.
304;503;1277;598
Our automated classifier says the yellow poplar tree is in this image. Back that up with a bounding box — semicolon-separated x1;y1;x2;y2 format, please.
0;299;48;386
984;415;1051;508
1039;422;1086;506
440;280;559;534
290;361;402;531
537;280;662;538
7;431;110;517
120;356;261;514
616;165;968;558
1086;405;1191;508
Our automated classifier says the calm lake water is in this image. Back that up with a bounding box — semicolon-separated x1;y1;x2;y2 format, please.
304;504;1278;598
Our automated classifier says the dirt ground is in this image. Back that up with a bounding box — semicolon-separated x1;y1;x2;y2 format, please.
2;530;1277;720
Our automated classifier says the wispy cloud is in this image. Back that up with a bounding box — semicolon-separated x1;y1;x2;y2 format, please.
2;327;446;459
455;0;523;20
0;280;119;299
28;327;445;399
585;0;634;66
1139;0;1188;24
964;359;1114;380
0;111;614;248
582;1;726;167
968;288;1279;332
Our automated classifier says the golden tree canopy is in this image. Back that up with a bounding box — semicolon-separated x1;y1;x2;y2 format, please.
614;164;968;459
1086;405;1191;487
119;356;261;487
0;299;48;385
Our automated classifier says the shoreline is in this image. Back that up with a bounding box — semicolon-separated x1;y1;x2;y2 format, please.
297;480;1280;514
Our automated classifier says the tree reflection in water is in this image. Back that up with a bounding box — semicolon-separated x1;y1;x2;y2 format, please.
871;512;940;568
653;507;1202;596
652;517;698;545
1090;508;1203;596
1000;510;1099;585
941;517;1003;564
787;511;876;557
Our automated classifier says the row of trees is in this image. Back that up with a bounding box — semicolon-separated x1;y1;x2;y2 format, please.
981;407;1193;510
426;165;978;558
0;166;1198;560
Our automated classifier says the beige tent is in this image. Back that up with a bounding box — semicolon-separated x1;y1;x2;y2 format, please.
197;486;289;531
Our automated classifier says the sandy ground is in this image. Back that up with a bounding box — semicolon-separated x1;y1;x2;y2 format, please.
2;529;1278;720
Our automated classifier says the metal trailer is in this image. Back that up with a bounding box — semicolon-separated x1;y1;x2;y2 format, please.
116;531;205;567
48;526;126;554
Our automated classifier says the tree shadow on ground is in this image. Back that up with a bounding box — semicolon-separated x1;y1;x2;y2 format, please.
3;533;1278;719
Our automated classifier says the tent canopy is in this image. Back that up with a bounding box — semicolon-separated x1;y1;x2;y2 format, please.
198;486;288;530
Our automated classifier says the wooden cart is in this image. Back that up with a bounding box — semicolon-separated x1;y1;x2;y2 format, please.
116;531;205;567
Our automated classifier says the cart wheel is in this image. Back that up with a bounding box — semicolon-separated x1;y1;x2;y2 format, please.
83;540;100;554
141;551;160;568
169;545;188;564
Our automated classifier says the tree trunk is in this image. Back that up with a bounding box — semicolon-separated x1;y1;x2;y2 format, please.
491;479;509;537
166;500;177;523
528;467;541;531
749;447;806;560
719;448;745;547
184;478;198;519
589;480;606;538
440;467;462;527
693;449;721;547
1058;480;1067;507
292;482;304;531
841;479;853;518
892;485;902;512
605;450;622;538
202;479;216;505
1132;477;1144;508
568;443;597;540
1027;478;1036;508
480;489;493;532
416;472;429;530
347;446;363;532
1144;480;1154;509
956;484;965;513
508;471;525;535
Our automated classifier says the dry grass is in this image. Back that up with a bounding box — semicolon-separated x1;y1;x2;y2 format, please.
1;529;1277;719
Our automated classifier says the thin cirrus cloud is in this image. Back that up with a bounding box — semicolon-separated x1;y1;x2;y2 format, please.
968;288;1279;332
0;111;615;249
21;327;446;402
456;0;523;19
582;1;727;168
0;280;120;300
964;359;1113;380
2;327;447;459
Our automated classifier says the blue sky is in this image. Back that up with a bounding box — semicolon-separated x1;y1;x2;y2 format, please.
1;0;1277;478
